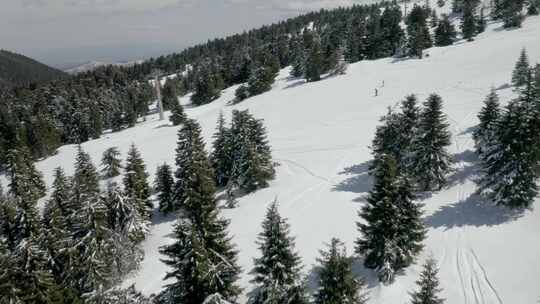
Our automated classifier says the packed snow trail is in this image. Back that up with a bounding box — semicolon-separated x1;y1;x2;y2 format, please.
7;14;540;304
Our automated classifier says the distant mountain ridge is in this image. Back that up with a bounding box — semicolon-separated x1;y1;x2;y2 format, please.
0;49;67;88
64;60;142;74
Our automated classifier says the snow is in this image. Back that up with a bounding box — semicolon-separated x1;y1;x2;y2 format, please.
9;13;540;304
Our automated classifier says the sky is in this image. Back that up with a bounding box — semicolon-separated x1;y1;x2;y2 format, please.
1;0;374;69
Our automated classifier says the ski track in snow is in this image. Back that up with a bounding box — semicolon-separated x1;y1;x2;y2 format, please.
448;109;503;304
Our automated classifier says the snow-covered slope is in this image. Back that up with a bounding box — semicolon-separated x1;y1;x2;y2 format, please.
23;15;540;304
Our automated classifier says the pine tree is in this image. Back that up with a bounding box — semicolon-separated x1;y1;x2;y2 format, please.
123;143;151;220
435;14;457;46
400;95;421;174
409;258;445;304
101;147;122;179
154;163;175;214
314;238;368;304
478;98;539;208
356;155;425;284
230;110;275;193
305;32;323;82
162;78;179;111
501;0;525;28
410;94;452;191
329;46;348;76
290;34;306;78
5;148;46;243
247;64;277;97
407;5;433;59
71;145;100;213
461;0;479;41
512;48;530;87
251;201;307;304
162;118;241;303
210;112;233;187
473;89;501;156
169;101;186;126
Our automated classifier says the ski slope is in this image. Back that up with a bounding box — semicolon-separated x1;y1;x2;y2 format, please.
21;14;540;304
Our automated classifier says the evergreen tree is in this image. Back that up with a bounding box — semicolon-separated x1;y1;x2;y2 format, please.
210;112;233;187
407;5;433;58
154;163;175;214
314;238;368;304
123;144;151;220
329;46;348;76
100;147;122;179
501;0;525;28
290;34;306;78
305;32;323;82
247;64;277;97
161;118;241;304
512;48;530;87
230;110;275;193
162;78;179;110
410;94;452;191
356;155;425;283
477;6;487;33
478;97;539;208
71;145;100;213
399;95;421;174
461;0;479;41
169;101;186;126
250;201;307;304
409;258;445;304
473;89;501;156
529;0;540;15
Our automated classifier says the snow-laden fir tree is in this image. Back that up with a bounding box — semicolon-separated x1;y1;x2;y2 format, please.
406;5;433;59
472;89;501;156
162;78;179;110
512;48;530;88
123;143;151;221
71;145;100;214
533;64;540;99
103;182;145;277
305;31;323;82
250;200;307;304
5;148;46;243
290;34;306;78
230;110;275;193
399;95;421;174
356;155;426;284
370;108;406;174
410;94;452;191
477;88;540;208
409;258;445;304
329;46;348;76
154;163;175;214
100;146;122;179
501;0;525;28
314;238;368;304
161;118;241;304
461;0;479;41
169;101;186;126
246;64;277;97
210;112;233;188
435;14;457;46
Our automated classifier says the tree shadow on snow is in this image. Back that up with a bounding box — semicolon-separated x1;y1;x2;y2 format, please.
424;193;524;230
447;149;480;187
332;161;373;201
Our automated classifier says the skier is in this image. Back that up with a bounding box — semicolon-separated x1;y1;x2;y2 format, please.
375;88;378;97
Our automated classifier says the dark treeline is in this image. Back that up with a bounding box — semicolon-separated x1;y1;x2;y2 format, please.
0;49;67;89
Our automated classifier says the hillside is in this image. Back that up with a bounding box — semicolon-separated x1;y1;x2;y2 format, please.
15;10;540;303
0;49;67;88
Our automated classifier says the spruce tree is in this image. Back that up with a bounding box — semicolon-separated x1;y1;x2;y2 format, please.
251;201;307;304
101;146;122;179
247;64;277;97
478;98;539;208
305;32;323;82
162;118;241;304
314;238;368;304
461;0;479;41
162;78;179;110
154;163;175;214
512;48;530;87
169;101;186;126
410;94;452;191
501;0;525;28
123;143;151;220
71;145;100;213
399;95;421;174
210;112;233;187
409;258;445;304
407;5;433;59
473;89;501;156
435;14;457;46
356;155;425;283
290;34;306;78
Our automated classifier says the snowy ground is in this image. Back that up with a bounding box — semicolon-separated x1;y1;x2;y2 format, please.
12;12;540;304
